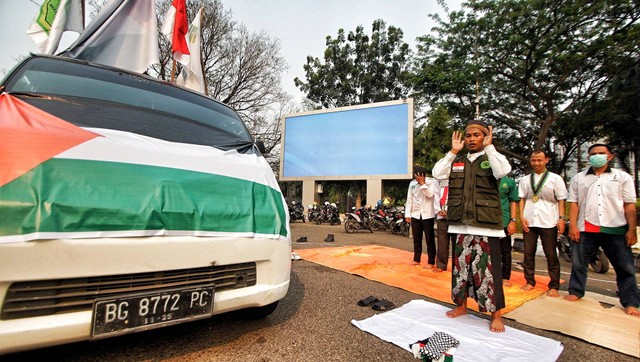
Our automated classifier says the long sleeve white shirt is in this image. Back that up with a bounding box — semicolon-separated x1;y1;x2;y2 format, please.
431;145;511;237
405;177;440;220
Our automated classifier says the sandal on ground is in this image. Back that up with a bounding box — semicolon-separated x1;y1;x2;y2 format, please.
357;296;379;306
372;299;395;311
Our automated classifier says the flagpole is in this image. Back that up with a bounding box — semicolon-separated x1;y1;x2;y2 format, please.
170;59;177;82
81;0;85;28
199;9;208;96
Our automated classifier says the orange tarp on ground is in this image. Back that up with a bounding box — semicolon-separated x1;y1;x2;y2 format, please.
296;244;556;314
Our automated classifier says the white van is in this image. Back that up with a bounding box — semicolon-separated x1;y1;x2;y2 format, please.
0;55;291;354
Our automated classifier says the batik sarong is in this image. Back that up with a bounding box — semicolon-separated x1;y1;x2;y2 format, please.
451;234;505;312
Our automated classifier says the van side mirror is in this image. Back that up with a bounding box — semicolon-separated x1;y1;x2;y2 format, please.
255;139;266;154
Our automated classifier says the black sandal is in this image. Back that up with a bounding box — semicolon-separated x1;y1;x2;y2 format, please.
357;296;379;306
372;299;395;311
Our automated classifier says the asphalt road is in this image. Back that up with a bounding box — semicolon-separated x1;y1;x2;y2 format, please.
3;222;639;361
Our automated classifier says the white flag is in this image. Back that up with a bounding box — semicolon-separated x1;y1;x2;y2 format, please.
176;8;205;93
60;0;159;74
27;0;83;54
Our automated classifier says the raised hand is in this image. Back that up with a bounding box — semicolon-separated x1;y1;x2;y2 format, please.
451;131;464;154
483;125;494;147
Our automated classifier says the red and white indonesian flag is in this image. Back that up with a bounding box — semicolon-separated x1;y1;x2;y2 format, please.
60;0;159;73
0;93;288;244
176;7;205;93
161;0;191;66
27;0;83;54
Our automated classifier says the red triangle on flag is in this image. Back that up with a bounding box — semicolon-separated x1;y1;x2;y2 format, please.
0;93;100;187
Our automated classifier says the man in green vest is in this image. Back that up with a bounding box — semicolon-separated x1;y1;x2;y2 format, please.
432;119;512;333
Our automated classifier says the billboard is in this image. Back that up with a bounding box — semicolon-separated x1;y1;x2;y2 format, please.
279;99;413;180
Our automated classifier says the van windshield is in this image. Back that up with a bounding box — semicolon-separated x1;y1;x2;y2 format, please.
4;56;253;151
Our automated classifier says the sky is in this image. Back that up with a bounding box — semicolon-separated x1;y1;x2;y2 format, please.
0;0;463;99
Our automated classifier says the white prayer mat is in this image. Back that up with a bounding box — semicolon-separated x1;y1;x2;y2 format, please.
352;299;563;362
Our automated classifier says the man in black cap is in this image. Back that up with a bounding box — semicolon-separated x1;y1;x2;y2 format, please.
432;119;512;332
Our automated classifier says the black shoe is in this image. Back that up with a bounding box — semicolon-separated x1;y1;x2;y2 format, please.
357;296;379;306
372;299;395;311
296;236;307;242
324;234;335;242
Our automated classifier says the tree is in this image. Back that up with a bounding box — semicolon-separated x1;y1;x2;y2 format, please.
86;1;291;170
413;105;454;171
412;0;640;175
294;19;412;108
76;0;290;172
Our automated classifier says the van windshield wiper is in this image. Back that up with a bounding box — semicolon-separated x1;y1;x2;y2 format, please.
6;91;50;98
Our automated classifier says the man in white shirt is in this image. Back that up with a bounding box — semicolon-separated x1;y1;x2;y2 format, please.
564;144;639;317
432;120;511;332
405;166;440;269
518;150;568;297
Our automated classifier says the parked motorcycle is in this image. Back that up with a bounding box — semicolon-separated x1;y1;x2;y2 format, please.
344;205;373;233
307;203;320;223
288;201;305;223
557;221;610;274
370;205;391;232
389;206;410;237
316;202;341;225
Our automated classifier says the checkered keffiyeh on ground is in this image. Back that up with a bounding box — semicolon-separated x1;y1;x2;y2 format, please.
411;331;460;360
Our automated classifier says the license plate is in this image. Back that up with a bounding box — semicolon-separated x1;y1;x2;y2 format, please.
91;285;215;338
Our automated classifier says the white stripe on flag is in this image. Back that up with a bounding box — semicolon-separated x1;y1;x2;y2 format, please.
56;128;278;189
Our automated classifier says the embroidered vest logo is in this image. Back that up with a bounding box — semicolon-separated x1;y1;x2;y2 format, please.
480;160;491;169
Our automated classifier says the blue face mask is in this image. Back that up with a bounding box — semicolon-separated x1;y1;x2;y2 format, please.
589;154;609;168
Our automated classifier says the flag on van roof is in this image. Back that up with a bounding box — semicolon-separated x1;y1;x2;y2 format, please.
161;0;191;66
0;93;287;243
176;7;205;93
27;0;84;54
60;0;159;73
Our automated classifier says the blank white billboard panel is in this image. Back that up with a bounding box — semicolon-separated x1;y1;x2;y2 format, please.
280;99;413;180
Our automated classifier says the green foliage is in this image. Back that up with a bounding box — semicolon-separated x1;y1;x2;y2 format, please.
413;105;455;171
412;0;640;176
294;19;412;108
382;180;410;207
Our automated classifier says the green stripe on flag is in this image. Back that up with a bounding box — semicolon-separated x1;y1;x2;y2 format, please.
0;159;287;238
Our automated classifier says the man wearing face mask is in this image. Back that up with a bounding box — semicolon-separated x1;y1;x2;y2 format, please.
564;144;639;317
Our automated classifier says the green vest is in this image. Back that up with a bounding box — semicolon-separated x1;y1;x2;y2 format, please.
447;154;502;229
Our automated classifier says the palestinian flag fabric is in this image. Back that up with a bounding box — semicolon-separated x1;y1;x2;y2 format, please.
0;93;288;243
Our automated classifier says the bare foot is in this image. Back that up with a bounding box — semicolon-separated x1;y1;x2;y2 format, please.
446;305;467;318
502;279;512;287
564;294;580;302
521;284;535;291
423;264;435;270
624;306;640;317
546;289;560;298
411;261;420;266
432;267;444;273
490;311;505;333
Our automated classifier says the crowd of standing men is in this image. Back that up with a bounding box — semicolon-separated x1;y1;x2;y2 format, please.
403;119;639;333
